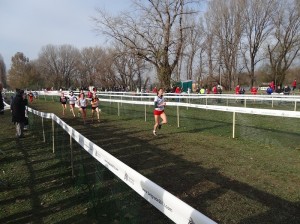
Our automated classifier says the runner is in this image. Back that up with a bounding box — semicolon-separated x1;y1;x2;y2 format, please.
28;91;34;103
77;92;88;124
153;88;167;136
91;93;100;122
59;92;68;116
68;91;77;117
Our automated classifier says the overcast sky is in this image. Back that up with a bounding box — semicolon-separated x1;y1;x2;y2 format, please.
0;0;131;69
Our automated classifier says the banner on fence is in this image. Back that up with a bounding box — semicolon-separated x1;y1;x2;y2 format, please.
28;107;216;224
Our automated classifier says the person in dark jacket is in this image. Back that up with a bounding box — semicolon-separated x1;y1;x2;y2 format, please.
11;89;26;138
0;83;4;115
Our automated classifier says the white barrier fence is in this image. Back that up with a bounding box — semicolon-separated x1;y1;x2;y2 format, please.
26;107;216;224
38;90;300;111
35;91;300;138
97;98;300;138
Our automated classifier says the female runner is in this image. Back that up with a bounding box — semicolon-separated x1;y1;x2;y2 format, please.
59;92;68;116
68;91;77;117
77;92;88;124
153;88;167;136
91;93;100;122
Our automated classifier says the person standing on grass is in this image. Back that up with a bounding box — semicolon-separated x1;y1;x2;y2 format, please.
0;83;4;115
153;88;167;136
68;91;77;117
235;85;240;94
59;92;68;116
11;89;26;138
78;92;88;124
91;93;100;122
292;79;297;91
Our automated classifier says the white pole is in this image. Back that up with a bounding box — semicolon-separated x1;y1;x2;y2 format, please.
145;104;147;122
232;112;236;138
294;100;297;111
177;106;180;128
70;134;74;178
272;96;274;108
42;117;45;142
52;119;55;153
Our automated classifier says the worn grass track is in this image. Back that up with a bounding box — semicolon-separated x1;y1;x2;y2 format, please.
1;97;300;223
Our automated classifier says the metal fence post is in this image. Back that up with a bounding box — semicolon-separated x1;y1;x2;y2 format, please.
232;112;236;138
177;105;180;128
52;119;55;153
42;117;46;142
145;104;147;122
70;134;74;178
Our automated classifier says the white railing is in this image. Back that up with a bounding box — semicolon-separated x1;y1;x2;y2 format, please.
35;91;300;139
27;107;216;224
38;90;300;111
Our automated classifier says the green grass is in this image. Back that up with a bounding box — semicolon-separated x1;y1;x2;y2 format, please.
1;97;300;224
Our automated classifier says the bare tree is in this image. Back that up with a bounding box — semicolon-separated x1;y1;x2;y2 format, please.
203;6;220;87
37;44;80;89
93;0;200;88
79;46;105;88
267;0;300;86
207;0;245;90
242;0;276;87
183;15;205;81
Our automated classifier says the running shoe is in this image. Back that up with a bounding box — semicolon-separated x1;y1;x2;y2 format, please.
158;124;162;129
153;130;157;136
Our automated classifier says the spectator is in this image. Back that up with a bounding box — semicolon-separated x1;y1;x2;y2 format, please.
266;85;273;95
269;80;275;91
87;90;93;99
275;85;283;94
200;87;205;94
239;87;245;104
175;86;181;94
175;86;181;102
283;85;291;95
251;86;258;95
212;84;218;94
152;86;157;94
239;87;245;94
11;89;26;138
235;85;240;94
0;83;4;115
292;79;297;91
217;83;222;94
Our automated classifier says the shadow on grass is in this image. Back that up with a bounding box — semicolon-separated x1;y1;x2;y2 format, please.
1;106;299;224
70;117;300;223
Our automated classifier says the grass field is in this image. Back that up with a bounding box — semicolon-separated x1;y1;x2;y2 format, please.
1;96;300;223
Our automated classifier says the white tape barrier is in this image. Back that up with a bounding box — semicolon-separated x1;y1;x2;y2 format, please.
3;101;10;110
27;107;216;224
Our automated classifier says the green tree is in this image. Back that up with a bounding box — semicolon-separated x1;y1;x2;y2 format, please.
8;52;31;90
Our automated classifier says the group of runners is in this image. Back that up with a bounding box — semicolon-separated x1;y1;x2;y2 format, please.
59;90;101;125
59;87;168;135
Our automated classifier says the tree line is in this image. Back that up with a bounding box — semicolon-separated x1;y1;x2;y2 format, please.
1;0;300;91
